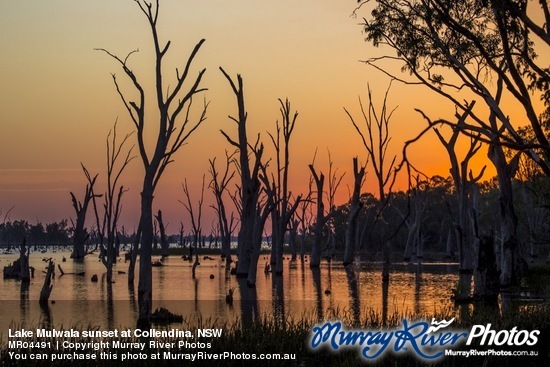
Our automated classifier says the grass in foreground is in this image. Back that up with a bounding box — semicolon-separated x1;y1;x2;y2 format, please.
1;304;549;366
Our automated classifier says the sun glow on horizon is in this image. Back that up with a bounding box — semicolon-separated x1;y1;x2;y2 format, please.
0;0;547;233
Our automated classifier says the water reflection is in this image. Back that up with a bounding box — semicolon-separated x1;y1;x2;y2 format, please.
272;275;284;325
128;280;137;315
414;263;423;315
0;251;482;331
237;278;259;328
99;276;115;330
39;301;52;329
381;279;389;326
20;281;29;326
344;265;360;325
311;267;323;321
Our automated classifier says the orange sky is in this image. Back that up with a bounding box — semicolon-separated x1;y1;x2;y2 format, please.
0;0;546;233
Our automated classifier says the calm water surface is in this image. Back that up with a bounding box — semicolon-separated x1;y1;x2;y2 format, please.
0;249;459;332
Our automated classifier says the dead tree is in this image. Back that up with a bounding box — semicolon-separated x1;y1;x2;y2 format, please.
251;172;278;286
358;0;550;175
19;238;30;282
155;210;169;257
359;0;541;288
220;68;266;279
100;122;134;283
267;99;301;274
345;84;396;203
208;151;236;263
127;224;141;283
486;78;523;287
344;157;366;265
295;181;313;261
181;177;206;279
345;84;397;280
39;260;54;307
98;0;208;326
308;164;327;268
288;218;299;261
394;177;428;262
420;104;486;301
324;152;345;259
70;165;99;259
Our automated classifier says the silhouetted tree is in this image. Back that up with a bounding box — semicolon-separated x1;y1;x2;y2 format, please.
219;68;267;282
357;0;545;286
98;0;208;325
345;84;396;202
393;177;428;262
343;157;366;265
99;123;134;283
345;84;396;280
295;181;313;261
267;99;301;274
358;0;549;171
208;151;236;263
308;164;326;268
418;105;487;300
70;165;99;259
155;210;169;257
181;177;205;279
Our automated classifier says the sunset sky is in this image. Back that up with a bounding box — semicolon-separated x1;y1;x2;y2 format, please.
0;0;546;232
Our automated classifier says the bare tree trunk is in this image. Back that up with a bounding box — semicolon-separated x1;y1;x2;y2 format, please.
424;103;484;301
182;177;205;280
267;99;300;275
17;239;30;282
401;183;426;262
128;223;141;284
138;187;154;327
456;184;474;300
297;183;313;262
247;205;272;286
156;210;169;257
39;261;54;307
403;220;419;262
344;158;365;266
70;165;98;259
489;143;522;287
309;165;325;268
100;1;207;326
220;69;266;281
289;219;298;261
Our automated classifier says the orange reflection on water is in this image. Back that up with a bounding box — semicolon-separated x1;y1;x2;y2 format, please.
1;250;459;331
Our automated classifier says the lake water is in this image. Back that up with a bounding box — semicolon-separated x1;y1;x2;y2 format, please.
0;249;459;332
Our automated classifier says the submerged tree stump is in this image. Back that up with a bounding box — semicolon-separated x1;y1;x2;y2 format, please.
3;258;23;279
3;240;31;281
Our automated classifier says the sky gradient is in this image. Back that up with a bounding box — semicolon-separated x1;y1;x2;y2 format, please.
0;0;546;232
